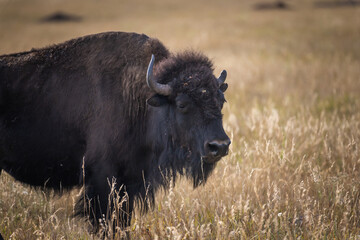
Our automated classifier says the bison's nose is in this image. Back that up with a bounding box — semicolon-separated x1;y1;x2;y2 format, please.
205;138;231;160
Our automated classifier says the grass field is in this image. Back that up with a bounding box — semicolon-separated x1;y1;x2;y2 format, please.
1;0;360;239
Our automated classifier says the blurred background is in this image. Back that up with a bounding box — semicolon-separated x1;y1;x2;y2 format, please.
1;0;360;239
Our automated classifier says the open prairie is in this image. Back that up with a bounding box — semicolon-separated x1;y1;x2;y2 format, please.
1;0;360;239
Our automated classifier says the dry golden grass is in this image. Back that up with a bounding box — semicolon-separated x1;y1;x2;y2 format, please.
1;0;360;239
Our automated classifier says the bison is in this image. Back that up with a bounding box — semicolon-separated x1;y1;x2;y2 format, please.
0;32;230;231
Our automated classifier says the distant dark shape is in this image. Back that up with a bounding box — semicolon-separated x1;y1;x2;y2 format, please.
0;231;3;240
0;32;230;232
254;1;290;10
314;0;360;8
40;11;82;23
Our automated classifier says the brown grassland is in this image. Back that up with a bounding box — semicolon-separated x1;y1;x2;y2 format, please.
1;0;360;239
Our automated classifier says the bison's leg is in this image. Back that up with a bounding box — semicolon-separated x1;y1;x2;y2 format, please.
116;188;134;229
75;171;134;233
75;173;112;231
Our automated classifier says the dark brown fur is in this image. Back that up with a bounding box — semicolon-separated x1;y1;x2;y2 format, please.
0;32;229;230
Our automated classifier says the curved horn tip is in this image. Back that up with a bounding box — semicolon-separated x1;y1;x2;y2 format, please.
220;70;227;79
146;54;155;88
146;54;173;96
218;70;227;84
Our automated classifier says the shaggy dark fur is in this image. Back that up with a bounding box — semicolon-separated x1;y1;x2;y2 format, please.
0;32;230;230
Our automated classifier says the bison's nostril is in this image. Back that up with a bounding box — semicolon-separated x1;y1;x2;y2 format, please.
206;139;231;158
208;142;219;155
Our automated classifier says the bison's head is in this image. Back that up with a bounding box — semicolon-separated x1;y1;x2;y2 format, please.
145;52;230;186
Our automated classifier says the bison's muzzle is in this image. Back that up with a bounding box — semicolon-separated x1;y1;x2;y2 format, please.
204;138;231;164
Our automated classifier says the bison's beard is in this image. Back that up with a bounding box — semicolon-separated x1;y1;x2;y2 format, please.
153;141;217;189
137;136;218;214
186;151;217;187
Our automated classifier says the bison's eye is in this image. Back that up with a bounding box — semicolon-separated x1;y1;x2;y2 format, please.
177;102;187;110
175;94;191;113
176;100;190;113
178;103;186;109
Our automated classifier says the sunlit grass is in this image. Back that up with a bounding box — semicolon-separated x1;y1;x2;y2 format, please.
1;0;360;239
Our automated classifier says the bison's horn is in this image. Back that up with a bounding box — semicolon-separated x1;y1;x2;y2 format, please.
217;70;227;86
146;54;172;96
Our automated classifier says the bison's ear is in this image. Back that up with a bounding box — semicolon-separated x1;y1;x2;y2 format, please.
147;94;168;107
